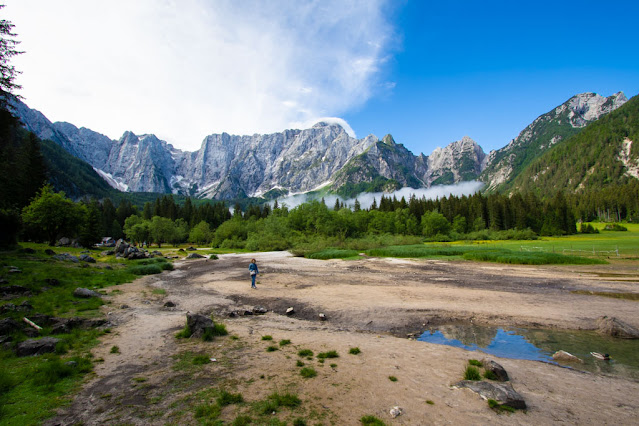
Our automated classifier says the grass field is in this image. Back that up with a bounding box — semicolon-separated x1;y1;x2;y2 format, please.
0;244;173;424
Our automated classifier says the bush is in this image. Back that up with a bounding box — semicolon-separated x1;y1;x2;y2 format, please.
217;390;244;406
261;335;273;341
297;349;313;357
464;366;481;381
266;346;278;352
128;264;163;275
279;339;291;346
604;223;627;231
388;376;398;382
349;347;361;355
360;415;386;425
31;357;75;388
300;367;317;378
317;350;339;359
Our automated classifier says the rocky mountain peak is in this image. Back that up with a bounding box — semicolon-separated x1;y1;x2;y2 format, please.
382;134;396;146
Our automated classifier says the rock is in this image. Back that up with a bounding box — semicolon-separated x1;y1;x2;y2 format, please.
52;253;79;263
253;306;268;315
16;300;33;311
596;316;639;339
186;246;197;251
79;254;96;263
243;310;254;316
16;337;61;356
120;304;130;309
151;251;162;256
0;318;21;335
453;380;526;410
481;359;510;381
73;288;102;298
319;313;327;321
51;317;107;334
286;307;295;315
186;253;205;259
228;310;239;318
186;313;214;338
57;237;71;246
0;285;32;297
127;250;148;260
389;406;403;418
163;301;176;308
114;239;129;255
553;350;583;363
178;248;185;252
0;278;6;284
22;247;36;254
0;304;16;313
44;278;60;286
44;249;56;255
0;335;11;344
104;265;113;270
101;250;115;256
8;266;22;273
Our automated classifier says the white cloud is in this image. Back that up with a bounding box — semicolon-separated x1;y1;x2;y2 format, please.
6;0;396;150
275;181;486;210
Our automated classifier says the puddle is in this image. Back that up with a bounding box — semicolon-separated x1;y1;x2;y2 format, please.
418;324;639;379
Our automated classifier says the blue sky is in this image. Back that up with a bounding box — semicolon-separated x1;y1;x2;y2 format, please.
7;0;639;155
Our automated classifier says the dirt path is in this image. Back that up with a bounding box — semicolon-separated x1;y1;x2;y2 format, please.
46;252;639;425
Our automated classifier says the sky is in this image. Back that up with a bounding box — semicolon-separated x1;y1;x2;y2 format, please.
6;0;639;155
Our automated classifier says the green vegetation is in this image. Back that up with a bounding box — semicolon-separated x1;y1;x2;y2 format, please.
217;390;244;406
261;335;273;341
388;376;398;382
296;360;305;367
297;349;313;357
349;347;361;355
488;399;516;413
192;355;211;365
468;359;482;366
360;414;386;425
300;367;317;378
307;249;360;259
254;392;301;415
571;291;639;301
266;346;278;352
426;400;435;405
279;339;291;346
464;366;481;381
110;345;120;354
483;370;499;380
317;350;339;359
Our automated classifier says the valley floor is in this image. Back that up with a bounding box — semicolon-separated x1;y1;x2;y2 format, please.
46;252;639;425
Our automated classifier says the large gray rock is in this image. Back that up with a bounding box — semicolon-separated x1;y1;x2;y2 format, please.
114;239;129;255
186;313;214;338
0;318;20;335
453;380;526;409
481;359;510;381
16;337;61;356
186;253;205;259
596;316;639;339
73;288;102;298
52;253;79;263
79;254;96;263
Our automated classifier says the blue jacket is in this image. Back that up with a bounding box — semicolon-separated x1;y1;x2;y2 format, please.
249;262;259;274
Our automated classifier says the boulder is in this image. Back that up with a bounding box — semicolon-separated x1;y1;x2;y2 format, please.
22;247;36;254
101;250;115;256
16;300;33;311
44;249;56;255
151;251;163;256
51;317;107;334
453;380;526;409
16;337;61;356
73;288;102;298
186;246;197;251
0;304;16;313
163;301;176;308
1;285;32;297
79;254;96;263
186;253;205;259
52;253;79;263
596;316;639;339
553;350;583;363
0;318;21;335
243;310;254;316
126;249;148;260
253;306;268;315
114;239;129;255
481;359;510;381
186;313;214;338
178;248;185;252
57;237;71;246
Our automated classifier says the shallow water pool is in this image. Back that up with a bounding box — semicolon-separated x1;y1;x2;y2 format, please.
418;324;639;379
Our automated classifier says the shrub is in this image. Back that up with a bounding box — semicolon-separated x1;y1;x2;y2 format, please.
128;264;163;275
266;346;278;352
360;415;386;425
300;367;317;378
256;392;302;414
317;350;339;359
293;419;307;426
217;390;244;406
261;335;273;341
192;355;211;365
279;339;291;346
349;347;361;355
297;349;313;357
212;323;228;336
110;345;120;354
464;366;481;381
307;249;359;260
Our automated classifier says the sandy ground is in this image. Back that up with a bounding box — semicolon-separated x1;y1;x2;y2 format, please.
45;252;639;425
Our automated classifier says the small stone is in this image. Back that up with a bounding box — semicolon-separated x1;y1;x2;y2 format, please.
186;246;197;251
390;406;403;418
163;301;176;308
120;304;129;309
253;306;268;315
553;350;583;363
286;307;295;315
73;288;102;298
53;253;79;263
65;361;78;368
319;313;327;321
243;310;254;316
8;266;22;273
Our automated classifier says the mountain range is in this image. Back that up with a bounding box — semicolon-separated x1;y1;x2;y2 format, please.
12;91;632;200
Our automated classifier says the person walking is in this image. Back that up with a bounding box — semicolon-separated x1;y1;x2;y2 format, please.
249;258;259;289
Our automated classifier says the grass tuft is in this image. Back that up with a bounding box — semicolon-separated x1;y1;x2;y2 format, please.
279;339;291;346
297;349;313;357
468;359;482;366
349;347;361;355
388;376;398;382
217;390;244;406
261;335;273;341
317;350;339;359
360;415;386;425
300;367;317;378
192;355;211;365
266;346;278;352
464;366;481;381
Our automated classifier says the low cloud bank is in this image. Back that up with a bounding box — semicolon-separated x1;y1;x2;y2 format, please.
274;181;485;210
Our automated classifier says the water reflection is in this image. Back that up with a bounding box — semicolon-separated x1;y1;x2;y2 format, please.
418;324;639;379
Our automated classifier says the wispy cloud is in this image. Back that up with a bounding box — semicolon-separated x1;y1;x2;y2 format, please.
8;0;397;150
275;181;486;210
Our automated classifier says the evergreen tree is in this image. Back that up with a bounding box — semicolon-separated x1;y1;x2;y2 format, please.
0;5;23;108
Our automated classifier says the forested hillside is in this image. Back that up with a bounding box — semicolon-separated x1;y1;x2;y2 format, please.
510;95;639;194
